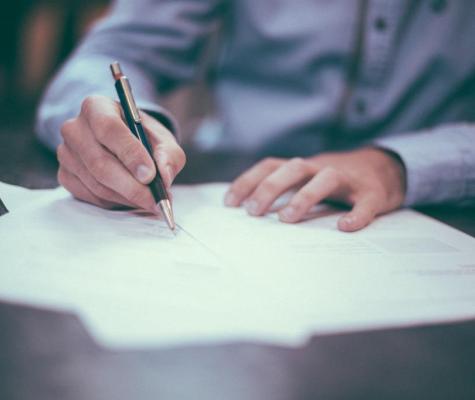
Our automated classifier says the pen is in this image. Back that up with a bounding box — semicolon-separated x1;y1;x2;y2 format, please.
110;62;175;231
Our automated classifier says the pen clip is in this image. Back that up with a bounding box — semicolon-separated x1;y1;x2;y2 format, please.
121;77;141;123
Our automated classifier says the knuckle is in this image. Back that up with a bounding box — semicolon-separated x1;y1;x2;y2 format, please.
80;95;106;118
58;169;80;200
57;168;68;187
175;147;187;170
287;157;307;172
260;157;280;169
60;118;77;141
56;144;67;164
80;96;98;118
260;157;272;167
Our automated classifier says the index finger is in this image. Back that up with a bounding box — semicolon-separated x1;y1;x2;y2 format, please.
225;158;284;207
81;95;157;185
64;115;156;212
141;112;187;188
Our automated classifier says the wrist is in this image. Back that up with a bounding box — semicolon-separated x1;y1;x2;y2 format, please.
362;147;407;207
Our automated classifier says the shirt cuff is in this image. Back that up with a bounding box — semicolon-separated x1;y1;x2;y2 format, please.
374;127;470;206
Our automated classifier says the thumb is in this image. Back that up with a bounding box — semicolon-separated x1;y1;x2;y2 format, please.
142;112;186;188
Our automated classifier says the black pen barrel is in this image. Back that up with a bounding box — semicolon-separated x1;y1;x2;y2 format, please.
114;80;168;202
135;122;169;201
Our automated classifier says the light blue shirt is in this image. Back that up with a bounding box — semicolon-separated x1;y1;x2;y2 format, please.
36;0;475;206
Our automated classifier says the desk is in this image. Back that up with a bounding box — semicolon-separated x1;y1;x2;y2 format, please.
1;125;475;399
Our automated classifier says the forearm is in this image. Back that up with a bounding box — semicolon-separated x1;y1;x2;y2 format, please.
36;55;178;151
35;0;223;151
375;123;475;206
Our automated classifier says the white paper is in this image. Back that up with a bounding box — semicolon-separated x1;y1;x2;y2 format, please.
0;183;474;349
0;181;48;212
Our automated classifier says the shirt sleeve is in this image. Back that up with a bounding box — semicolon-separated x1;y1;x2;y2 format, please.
374;123;475;206
35;0;224;151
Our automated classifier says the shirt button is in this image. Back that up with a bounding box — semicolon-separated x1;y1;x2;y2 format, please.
374;17;388;32
354;98;367;115
431;0;447;13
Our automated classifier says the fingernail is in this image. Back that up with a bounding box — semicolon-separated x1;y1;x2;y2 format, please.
245;200;259;216
279;206;297;222
136;165;153;183
224;191;238;207
340;216;355;228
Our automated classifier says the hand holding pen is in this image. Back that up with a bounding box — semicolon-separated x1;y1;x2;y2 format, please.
56;66;186;229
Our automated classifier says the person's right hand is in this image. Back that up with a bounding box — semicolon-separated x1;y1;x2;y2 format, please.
57;95;186;212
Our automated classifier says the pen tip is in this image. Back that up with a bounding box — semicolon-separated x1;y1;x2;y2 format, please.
158;200;176;233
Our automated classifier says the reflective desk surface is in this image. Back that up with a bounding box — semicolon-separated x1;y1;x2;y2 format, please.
1;124;475;400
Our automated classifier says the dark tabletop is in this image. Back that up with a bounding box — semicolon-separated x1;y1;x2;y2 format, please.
1;123;475;400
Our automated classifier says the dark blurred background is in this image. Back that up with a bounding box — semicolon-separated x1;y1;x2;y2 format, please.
0;0;211;142
0;0;110;126
0;0;215;189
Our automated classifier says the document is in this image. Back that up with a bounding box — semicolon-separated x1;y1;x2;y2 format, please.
0;181;49;212
1;183;474;349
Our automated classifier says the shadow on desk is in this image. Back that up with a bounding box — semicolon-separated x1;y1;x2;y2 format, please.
1;303;475;400
0;123;58;189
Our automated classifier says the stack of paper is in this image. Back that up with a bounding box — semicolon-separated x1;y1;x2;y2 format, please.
0;182;474;349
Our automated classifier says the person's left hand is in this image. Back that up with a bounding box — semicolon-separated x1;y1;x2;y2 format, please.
224;148;406;232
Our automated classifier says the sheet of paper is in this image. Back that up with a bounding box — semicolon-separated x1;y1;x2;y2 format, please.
0;183;474;349
0;181;49;212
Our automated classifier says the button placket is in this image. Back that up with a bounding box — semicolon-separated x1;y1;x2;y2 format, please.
346;0;402;127
363;0;400;87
